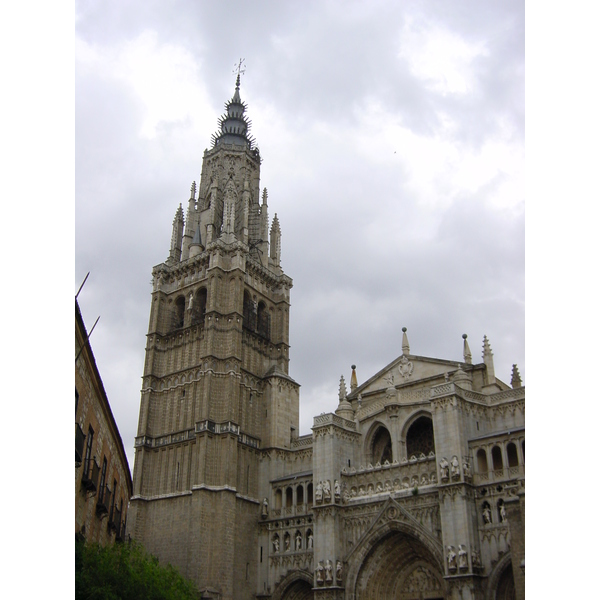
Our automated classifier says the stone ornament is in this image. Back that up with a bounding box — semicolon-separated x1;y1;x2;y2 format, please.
499;501;507;523
323;480;331;503
451;456;460;479
458;545;468;570
295;531;302;551
482;503;492;524
336;560;343;582
334;479;341;502
398;355;414;379
284;532;290;552
439;457;449;481
315;561;324;585
261;497;268;519
272;535;279;553
462;460;472;480
315;481;323;504
471;550;482;569
447;546;457;571
325;559;333;583
307;531;313;549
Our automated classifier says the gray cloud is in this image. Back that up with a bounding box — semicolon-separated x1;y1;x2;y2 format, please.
75;0;524;469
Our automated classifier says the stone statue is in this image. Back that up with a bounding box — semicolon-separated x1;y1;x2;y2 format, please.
188;293;193;310
315;481;323;504
284;534;290;552
447;546;457;570
483;504;492;524
334;479;341;502
472;550;482;569
463;460;471;479
315;561;324;585
323;480;331;502
273;536;279;553
439;457;449;480
308;531;314;549
458;544;468;569
336;560;343;581
451;455;460;478
295;531;302;551
261;497;268;518
325;559;333;583
499;502;507;523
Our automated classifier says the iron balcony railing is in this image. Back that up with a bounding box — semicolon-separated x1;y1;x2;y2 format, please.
81;457;100;492
96;485;112;516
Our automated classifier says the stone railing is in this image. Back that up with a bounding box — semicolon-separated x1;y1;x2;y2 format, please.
313;413;357;430
291;434;313;448
341;454;438;500
472;464;524;486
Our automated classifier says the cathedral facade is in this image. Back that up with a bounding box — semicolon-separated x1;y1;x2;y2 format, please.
127;77;525;600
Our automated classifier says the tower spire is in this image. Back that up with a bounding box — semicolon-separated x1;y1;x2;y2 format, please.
402;327;410;356
482;335;496;386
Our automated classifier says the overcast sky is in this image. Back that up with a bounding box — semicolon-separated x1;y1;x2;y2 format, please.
74;0;525;472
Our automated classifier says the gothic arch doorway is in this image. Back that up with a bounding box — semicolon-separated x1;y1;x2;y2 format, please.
271;571;313;600
353;530;446;600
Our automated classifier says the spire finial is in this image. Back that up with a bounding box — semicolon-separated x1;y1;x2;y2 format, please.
511;364;522;388
350;365;358;391
262;187;268;205
233;58;246;88
462;334;472;364
402;327;410;356
339;375;348;401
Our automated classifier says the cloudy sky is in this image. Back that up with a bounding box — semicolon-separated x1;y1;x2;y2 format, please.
74;0;525;471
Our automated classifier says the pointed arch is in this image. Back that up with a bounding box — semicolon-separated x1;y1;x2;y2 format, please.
365;421;393;465
345;514;446;600
270;570;313;600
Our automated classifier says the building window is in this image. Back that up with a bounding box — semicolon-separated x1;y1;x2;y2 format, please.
191;287;207;326
406;416;435;457
173;296;186;329
371;426;393;464
506;442;519;468
476;448;488;473
83;426;94;478
491;446;503;471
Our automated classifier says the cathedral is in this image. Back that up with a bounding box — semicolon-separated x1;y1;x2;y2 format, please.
127;75;525;600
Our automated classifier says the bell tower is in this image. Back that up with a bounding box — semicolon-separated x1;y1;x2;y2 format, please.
127;74;299;600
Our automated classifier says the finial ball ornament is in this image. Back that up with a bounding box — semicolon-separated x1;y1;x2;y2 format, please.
462;333;468;339
402;327;407;332
351;365;356;370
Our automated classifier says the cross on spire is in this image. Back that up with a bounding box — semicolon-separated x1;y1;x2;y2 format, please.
233;58;246;86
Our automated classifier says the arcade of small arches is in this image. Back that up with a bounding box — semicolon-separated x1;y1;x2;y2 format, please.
272;481;314;516
167;286;273;340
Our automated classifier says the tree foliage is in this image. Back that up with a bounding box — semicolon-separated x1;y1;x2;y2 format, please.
75;540;199;600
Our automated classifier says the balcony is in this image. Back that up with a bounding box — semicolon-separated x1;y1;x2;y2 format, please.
75;424;85;467
81;457;100;492
472;464;524;486
96;485;112;516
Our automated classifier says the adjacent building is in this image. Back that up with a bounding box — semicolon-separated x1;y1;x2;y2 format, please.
76;299;133;545
127;76;524;600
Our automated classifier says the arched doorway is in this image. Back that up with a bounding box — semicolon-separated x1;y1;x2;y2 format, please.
272;571;313;600
279;579;312;600
495;562;516;600
351;527;446;599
